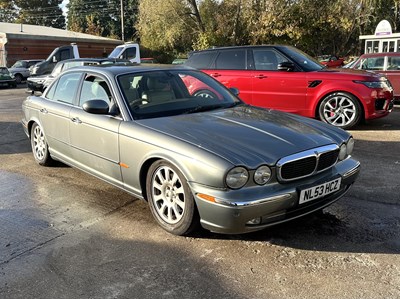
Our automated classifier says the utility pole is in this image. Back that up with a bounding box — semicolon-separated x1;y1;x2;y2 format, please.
120;0;125;41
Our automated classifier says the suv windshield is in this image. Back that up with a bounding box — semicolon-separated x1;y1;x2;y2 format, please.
279;46;324;71
118;70;241;120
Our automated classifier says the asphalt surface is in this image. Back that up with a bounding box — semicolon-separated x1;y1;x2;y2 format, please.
0;86;399;299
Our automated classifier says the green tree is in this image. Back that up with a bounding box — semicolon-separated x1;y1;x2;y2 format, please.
0;0;17;23
15;0;65;29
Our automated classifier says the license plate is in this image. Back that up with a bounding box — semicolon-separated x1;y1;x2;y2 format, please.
299;178;341;204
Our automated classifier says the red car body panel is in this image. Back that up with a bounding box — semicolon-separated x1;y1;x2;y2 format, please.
350;52;400;100
186;46;393;127
200;68;393;121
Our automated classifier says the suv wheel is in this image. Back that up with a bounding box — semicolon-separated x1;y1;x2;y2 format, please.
319;92;361;129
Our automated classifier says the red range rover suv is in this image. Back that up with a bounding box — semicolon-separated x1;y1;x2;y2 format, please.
185;45;394;129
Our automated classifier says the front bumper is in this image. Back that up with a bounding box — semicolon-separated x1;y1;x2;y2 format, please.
191;158;360;234
27;78;45;92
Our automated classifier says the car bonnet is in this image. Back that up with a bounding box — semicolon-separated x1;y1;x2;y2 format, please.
138;106;348;168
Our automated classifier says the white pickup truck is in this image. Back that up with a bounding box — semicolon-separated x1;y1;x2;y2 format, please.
30;43;140;76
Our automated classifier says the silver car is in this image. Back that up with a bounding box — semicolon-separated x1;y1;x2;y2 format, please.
21;65;360;235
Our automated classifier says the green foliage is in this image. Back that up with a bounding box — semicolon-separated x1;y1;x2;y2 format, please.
14;0;65;29
67;0;138;40
0;0;17;23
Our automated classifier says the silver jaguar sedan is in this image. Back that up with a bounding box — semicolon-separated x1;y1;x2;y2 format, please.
21;65;360;235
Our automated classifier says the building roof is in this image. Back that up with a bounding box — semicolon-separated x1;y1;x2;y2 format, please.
0;22;121;45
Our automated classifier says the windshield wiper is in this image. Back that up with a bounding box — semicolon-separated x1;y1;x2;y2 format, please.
184;104;226;114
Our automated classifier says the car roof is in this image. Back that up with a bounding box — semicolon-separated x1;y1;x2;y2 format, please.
189;45;289;54
360;52;400;58
62;64;193;76
61;57;131;63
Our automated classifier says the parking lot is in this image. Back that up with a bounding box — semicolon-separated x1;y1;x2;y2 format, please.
0;86;399;299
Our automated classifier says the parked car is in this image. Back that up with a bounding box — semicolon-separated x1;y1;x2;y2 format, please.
172;58;187;65
140;58;157;64
22;64;360;235
318;55;345;68
8;59;44;84
0;67;17;88
184;45;394;129
348;52;400;100
27;57;132;93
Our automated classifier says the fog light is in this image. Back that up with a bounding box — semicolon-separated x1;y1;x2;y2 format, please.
246;217;262;225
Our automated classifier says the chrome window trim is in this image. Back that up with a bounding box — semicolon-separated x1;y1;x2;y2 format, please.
277;144;339;182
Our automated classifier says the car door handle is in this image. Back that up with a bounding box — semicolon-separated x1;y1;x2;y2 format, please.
210;73;221;77
39;108;48;114
254;74;268;79
71;117;82;124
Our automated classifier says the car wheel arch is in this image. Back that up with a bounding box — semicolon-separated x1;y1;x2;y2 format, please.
139;156;193;202
315;90;365;121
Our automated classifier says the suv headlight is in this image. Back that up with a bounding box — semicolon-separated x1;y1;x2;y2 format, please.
226;167;249;189
354;80;390;89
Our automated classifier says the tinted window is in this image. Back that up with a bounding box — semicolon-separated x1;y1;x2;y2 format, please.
124;48;137;60
60;49;71;61
387;56;400;70
185;52;217;69
52;73;81;104
253;49;288;71
215;50;245;70
279;46;323;71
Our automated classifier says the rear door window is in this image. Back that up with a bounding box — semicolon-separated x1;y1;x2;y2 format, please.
215;49;246;70
185;52;217;69
51;73;81;104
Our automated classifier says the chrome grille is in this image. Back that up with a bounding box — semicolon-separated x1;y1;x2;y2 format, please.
277;144;339;182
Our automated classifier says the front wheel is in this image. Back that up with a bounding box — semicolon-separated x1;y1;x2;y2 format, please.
31;123;53;166
318;92;362;129
146;160;199;235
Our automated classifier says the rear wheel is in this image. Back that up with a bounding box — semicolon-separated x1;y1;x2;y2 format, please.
146;160;199;235
318;92;361;129
31;123;53;166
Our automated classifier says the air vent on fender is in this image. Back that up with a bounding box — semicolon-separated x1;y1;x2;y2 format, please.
308;80;322;88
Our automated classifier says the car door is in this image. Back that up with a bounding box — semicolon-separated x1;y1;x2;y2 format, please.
69;73;123;186
250;48;307;113
38;72;81;159
202;49;254;104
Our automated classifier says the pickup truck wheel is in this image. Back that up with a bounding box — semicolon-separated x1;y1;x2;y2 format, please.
146;160;199;235
318;92;361;129
31;123;53;166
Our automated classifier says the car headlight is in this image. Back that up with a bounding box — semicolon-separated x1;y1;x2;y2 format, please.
338;144;347;161
354;80;390;89
346;137;354;155
226;167;249;189
254;165;272;185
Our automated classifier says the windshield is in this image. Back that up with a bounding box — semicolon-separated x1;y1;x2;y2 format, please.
118;70;242;120
11;61;27;68
279;46;324;71
108;47;123;59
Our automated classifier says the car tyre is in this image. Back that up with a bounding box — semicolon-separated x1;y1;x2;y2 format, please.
14;74;23;84
146;160;199;235
318;92;361;129
31;123;53;166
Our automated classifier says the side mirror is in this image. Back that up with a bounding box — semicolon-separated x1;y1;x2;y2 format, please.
82;99;109;115
277;62;295;72
229;87;240;96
